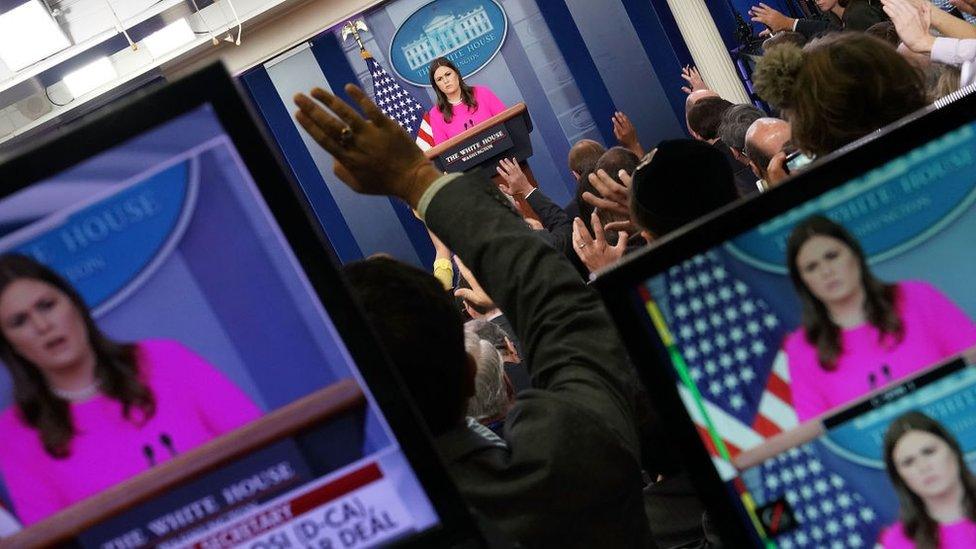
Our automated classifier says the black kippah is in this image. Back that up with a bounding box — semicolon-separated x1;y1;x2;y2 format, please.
631;139;738;236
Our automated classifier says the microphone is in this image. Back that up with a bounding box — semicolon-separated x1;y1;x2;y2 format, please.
160;433;177;458
881;364;892;381
143;444;156;467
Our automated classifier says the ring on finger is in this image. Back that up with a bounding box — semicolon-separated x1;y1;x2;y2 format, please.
338;127;354;147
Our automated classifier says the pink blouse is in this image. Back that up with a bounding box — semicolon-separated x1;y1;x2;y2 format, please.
880;519;976;548
784;281;976;422
427;85;506;145
0;339;262;525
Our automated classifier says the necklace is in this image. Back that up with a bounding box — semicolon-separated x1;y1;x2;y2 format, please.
52;379;102;402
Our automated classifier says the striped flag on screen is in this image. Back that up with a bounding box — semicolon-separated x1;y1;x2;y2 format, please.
363;52;435;151
649;250;799;477
756;444;883;548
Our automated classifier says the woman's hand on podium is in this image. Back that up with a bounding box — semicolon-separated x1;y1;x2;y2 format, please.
294;84;442;209
495;157;533;198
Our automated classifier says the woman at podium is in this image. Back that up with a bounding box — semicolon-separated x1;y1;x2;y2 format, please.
427;57;506;145
782;216;976;422
0;254;261;525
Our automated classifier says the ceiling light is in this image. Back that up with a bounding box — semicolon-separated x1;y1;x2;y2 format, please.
0;0;71;71
63;57;117;97
143;18;195;58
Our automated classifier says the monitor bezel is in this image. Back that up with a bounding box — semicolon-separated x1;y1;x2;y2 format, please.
0;63;484;548
594;86;976;546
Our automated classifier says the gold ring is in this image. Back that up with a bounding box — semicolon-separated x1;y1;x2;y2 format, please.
338;127;354;147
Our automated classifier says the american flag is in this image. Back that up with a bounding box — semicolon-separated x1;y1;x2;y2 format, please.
649;251;885;546
653;250;798;478
363;52;435;151
748;444;883;548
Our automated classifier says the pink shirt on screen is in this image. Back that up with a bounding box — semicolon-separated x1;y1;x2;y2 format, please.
784;281;976;422
427;86;507;145
0;339;262;526
880;519;976;548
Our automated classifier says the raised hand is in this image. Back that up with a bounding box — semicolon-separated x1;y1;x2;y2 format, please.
612;111;645;157
454;256;496;311
495;157;533;198
582;169;632;221
294;84;441;207
680;65;708;95
882;0;935;53
748;3;795;33
573;212;628;274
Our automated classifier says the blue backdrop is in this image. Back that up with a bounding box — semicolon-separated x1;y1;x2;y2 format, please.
239;0;689;267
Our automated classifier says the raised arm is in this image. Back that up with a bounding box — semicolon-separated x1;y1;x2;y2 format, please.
293;84;641;452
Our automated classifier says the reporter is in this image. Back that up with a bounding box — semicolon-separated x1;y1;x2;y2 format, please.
750;0;888;40
753;33;927;157
294;85;655;547
885;0;976;88
0;254;260;525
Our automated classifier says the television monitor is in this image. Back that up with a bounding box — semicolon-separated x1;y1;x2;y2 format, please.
596;87;976;547
0;63;483;548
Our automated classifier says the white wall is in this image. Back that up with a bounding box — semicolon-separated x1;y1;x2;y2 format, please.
165;0;386;78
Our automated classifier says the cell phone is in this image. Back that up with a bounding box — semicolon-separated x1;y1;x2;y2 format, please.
785;151;814;173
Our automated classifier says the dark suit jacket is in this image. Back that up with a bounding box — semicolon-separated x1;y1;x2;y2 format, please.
426;174;655;547
713;140;759;197
795;0;887;39
526;189;589;278
488;313;532;393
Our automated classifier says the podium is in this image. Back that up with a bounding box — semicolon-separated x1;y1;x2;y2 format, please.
425;103;539;217
3;380;366;547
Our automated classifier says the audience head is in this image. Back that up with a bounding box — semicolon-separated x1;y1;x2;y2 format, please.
687;97;734;142
428;57;476;123
464;332;512;422
685;89;720;133
466;318;519;363
592;146;640;225
568;139;606;181
344;257;473;435
762;31;806;52
753;34;927;157
925;63;961;103
883;411;976;549
865;21;899;47
630;139;738;237
718;103;765;162
744;117;792;181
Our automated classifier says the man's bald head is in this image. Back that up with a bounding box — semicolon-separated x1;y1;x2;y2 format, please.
744;118;792;180
568;139;606;180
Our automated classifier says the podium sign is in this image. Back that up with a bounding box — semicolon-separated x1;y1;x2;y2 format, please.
426;103;533;174
438;125;514;172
